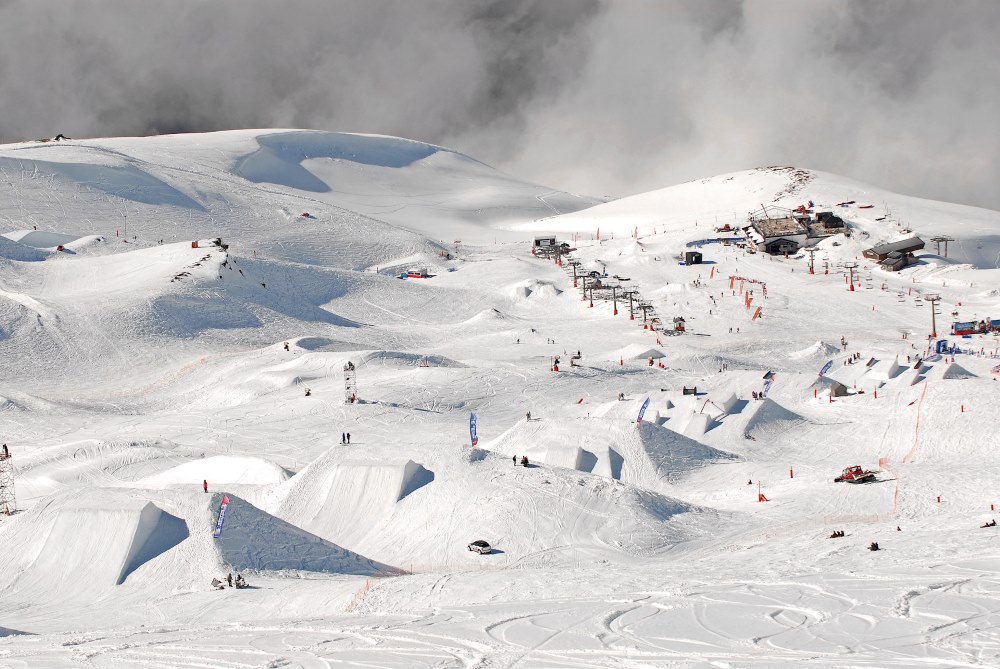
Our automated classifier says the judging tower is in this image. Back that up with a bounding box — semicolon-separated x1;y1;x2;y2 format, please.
344;361;357;403
0;445;15;515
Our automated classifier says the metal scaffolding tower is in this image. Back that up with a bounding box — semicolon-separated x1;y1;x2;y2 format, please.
344;361;357;404
0;446;15;516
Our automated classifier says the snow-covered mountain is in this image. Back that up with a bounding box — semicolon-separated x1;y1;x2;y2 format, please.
1;130;999;667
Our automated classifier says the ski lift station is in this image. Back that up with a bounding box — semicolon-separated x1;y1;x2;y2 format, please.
862;236;925;271
742;205;846;255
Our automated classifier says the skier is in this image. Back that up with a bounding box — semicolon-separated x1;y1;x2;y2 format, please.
203;479;208;493
346;433;351;444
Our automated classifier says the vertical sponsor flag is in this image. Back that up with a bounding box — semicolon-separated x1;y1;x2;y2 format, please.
212;495;230;538
762;379;773;397
820;360;833;376
636;397;651;424
470;413;479;447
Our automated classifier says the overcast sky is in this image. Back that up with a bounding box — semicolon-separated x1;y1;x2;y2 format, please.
2;1;998;209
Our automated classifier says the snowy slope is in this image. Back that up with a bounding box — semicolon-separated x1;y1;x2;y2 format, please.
524;165;1000;269
1;132;1000;667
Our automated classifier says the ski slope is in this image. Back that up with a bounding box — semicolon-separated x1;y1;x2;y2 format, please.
1;131;1000;667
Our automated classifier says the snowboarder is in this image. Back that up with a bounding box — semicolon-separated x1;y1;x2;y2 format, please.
346;433;351;444
521;456;529;467
513;455;517;466
283;342;290;351
227;573;233;587
1;443;8;458
752;391;758;400
868;542;880;551
981;519;997;528
203;480;208;493
526;411;531;421
304;387;311;397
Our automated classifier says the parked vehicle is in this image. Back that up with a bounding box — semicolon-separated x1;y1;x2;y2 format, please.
468;540;491;554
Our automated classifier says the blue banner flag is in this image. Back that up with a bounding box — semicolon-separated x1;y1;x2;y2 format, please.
470;413;479;446
212;495;230;539
636;397;651;424
820;360;833;376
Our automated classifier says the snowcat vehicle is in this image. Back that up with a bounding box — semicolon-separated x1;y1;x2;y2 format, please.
834;465;876;484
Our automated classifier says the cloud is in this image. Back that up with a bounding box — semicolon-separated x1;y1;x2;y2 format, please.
1;1;998;209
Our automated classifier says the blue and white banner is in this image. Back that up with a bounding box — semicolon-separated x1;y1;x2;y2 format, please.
762;379;773;397
636;397;651;424
819;360;833;376
469;413;479;447
212;495;230;539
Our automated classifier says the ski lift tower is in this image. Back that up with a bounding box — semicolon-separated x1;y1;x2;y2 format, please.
344;361;357;403
806;248;817;275
0;447;15;516
930;236;954;258
925;293;941;338
843;261;858;292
